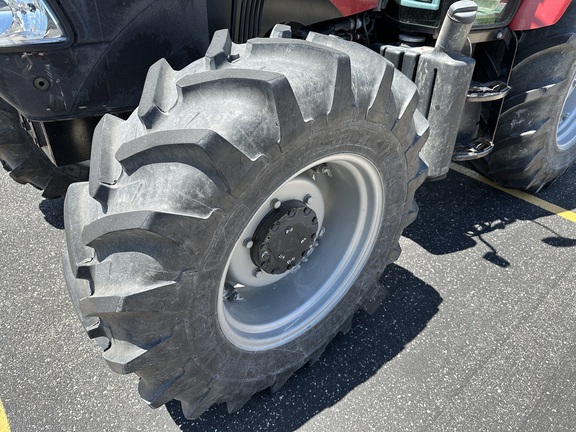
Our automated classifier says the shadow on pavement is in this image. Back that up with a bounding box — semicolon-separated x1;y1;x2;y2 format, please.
39;196;65;229
403;168;576;264
166;264;442;432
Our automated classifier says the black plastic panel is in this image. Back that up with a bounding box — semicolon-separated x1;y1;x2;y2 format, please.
0;0;211;121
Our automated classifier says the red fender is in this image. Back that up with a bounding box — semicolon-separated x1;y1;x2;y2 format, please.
330;0;379;16
509;0;572;31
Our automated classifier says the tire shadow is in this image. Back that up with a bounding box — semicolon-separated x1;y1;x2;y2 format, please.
166;264;442;431
403;168;575;262
39;196;65;229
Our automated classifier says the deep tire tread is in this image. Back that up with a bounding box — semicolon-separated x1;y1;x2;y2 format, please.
79;281;182;316
243;38;353;122
89;114;125;204
64;182;99;279
103;327;186;374
203;29;234;70
64;29;428;420
116;128;273;199
138;59;178;129
0;99;88;198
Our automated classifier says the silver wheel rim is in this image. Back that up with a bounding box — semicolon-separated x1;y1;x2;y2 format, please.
558;73;576;150
218;154;384;351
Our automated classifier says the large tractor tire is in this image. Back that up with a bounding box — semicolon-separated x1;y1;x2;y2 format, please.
63;28;428;419
471;2;576;191
0;99;88;198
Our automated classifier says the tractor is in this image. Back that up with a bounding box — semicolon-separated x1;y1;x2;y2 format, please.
0;0;574;419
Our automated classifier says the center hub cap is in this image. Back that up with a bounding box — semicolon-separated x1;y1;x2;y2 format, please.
250;200;318;275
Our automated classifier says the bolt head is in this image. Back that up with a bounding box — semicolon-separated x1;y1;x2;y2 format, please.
278;253;286;260
304;194;313;205
243;238;254;249
300;237;307;244
253;269;263;278
261;250;271;260
290;264;302;274
285;227;294;235
271;199;282;209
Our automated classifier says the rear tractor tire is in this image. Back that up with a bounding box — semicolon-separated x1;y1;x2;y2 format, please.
63;28;428;419
0;99;88;198
471;2;576;191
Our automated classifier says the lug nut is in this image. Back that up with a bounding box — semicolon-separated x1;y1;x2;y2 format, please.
304;194;313;205
271;199;282;209
290;264;302;274
243;238;254;249
316;163;332;177
319;226;326;238
253;269;263;278
224;284;245;302
300;237;307;244
261;250;271;260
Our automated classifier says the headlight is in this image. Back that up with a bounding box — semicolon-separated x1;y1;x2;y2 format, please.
0;0;67;48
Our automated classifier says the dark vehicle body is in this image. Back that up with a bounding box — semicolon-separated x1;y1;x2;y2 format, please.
0;0;361;165
0;0;530;165
0;0;571;183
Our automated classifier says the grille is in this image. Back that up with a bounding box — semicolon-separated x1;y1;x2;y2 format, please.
231;0;266;43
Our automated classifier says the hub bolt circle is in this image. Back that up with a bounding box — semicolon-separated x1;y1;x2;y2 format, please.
250;200;319;275
271;199;282;210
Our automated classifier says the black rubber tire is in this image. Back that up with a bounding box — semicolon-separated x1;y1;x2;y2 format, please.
0;99;89;198
63;29;428;419
471;3;576;192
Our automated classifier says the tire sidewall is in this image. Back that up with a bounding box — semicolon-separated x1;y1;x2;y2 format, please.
553;64;576;152
183;120;408;383
537;55;576;173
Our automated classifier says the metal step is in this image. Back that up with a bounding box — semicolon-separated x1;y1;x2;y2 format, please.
467;80;511;102
452;138;494;161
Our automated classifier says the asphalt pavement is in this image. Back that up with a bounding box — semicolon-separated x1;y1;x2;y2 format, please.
0;162;574;432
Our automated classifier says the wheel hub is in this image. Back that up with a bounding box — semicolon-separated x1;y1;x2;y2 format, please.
250;200;318;275
220;156;384;351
